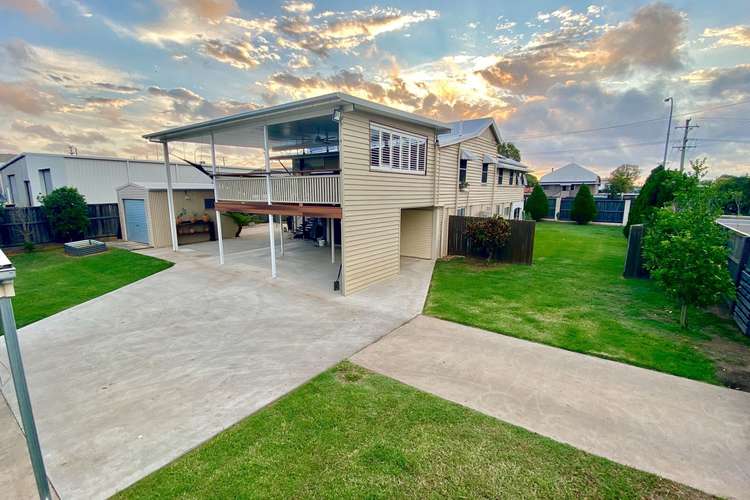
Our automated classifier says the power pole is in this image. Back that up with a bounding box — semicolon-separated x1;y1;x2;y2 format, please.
674;118;698;172
662;97;673;168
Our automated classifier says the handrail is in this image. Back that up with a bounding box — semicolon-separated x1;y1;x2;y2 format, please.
216;174;340;204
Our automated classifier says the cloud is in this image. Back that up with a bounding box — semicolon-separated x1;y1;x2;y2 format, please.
702;25;750;48
0;0;54;21
200;38;279;69
282;1;314;14
11;120;108;145
478;3;686;95
683;65;750;99
182;0;237;20
0;81;54;114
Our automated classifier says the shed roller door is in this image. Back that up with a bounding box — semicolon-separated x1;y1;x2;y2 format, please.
124;199;149;244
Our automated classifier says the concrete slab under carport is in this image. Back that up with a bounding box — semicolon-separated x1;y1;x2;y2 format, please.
0;245;434;498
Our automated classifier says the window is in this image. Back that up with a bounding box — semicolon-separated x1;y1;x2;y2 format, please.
514;207;521;219
504;205;511;218
24;180;32;206
481;163;489;184
562;185;568;191
457;207;465;216
39;169;53;195
495;204;502;215
508;171;514;185
7;174;16;204
204;198;215;209
497;167;503;185
458;159;467;185
369;123;427;174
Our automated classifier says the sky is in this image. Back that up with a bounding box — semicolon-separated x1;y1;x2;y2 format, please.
0;0;748;180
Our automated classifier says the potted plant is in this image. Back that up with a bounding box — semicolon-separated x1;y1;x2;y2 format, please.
201;213;210;222
177;208;188;224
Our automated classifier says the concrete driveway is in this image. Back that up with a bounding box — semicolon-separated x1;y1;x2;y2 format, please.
352;315;750;500
0;244;434;498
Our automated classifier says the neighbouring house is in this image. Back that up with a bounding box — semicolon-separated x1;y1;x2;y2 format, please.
539;163;601;198
116;182;238;247
0;152;247;207
141;92;529;295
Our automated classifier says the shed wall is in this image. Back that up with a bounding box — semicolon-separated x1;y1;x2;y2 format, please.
148;190;237;248
400;208;434;259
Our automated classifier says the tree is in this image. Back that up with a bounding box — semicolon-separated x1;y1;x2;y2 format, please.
40;187;89;242
224;212;253;237
570;185;597;224
623;165;695;237
525;173;539;187
498;142;521;162
714;174;750;215
525;184;548;221
465;215;512;262
607;164;640;198
642;185;734;328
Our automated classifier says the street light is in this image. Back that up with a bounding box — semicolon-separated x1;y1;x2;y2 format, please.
0;249;50;499
662;97;674;169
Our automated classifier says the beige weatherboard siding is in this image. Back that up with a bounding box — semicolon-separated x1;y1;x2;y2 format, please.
340;110;439;295
400;208;435;259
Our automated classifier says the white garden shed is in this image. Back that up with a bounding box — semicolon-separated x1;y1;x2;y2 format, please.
116;182;237;248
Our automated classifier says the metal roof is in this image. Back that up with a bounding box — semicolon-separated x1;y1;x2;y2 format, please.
118;182;215;191
437;118;501;147
143;92;451;143
540;163;600;184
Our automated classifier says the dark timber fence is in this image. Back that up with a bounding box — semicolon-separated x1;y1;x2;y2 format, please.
726;228;750;336
447;215;535;265
536;197;627;224
0;203;121;247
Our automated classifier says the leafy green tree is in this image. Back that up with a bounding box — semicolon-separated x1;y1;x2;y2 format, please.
525;173;539;187
623;165;695;237
570;185;597;224
40;187;89;242
714;174;750;215
607;164;640;198
465;215;512;262
524;184;548;221
224;212;253;237
498;142;521;162
642;185;734;328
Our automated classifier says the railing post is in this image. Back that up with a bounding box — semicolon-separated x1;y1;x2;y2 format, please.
263;125;277;278
0;251;51;500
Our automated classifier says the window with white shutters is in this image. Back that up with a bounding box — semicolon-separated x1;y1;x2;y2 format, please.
369;123;427;175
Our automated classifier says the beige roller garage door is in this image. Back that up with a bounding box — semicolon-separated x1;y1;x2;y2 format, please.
400;208;434;259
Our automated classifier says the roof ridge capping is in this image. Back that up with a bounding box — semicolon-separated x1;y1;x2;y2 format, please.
143;92;452;143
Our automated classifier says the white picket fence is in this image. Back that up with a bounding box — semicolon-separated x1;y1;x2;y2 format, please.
216;174;340;204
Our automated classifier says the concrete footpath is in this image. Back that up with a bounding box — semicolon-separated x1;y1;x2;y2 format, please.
352;315;750;500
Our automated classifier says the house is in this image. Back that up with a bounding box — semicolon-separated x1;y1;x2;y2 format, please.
141;92;528;295
539;163;601;198
0;152;246;207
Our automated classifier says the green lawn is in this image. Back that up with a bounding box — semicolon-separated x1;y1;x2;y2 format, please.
6;247;172;330
117;362;707;499
425;222;750;388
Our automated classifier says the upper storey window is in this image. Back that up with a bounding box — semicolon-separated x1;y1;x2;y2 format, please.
370;123;427;175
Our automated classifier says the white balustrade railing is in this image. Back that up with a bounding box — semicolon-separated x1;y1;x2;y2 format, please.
216;174;340;205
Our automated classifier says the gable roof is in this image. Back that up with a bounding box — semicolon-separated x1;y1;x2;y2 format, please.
539;163;600;184
143;92;451;144
437;118;501;147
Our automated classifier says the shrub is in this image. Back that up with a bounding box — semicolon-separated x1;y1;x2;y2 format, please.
623;165;694;237
525;184;548;221
465;215;512;262
40;187;89;242
642;185;734;328
224;212;253;237
570;185;596;224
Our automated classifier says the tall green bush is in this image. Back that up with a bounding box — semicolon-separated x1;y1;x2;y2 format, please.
642;185;734;328
525;184;548;221
40;187;89;242
570;185;596;224
623;165;694;237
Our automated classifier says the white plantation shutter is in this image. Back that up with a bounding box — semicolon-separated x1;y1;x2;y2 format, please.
369;123;427;174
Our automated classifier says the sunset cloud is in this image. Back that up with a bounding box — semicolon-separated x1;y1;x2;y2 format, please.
702;25;750;48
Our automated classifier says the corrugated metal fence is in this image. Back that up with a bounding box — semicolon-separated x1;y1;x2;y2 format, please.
541;197;626;224
0;204;120;247
447;216;535;265
727;229;750;335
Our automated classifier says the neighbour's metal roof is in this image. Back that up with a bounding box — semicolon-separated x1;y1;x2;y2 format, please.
540;163;600;184
118;182;215;191
143;92;451;143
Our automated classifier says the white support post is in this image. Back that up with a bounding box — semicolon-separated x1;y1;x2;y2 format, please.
210;132;224;265
622;199;631;227
330;218;335;263
279;217;284;256
263;125;277;278
163;142;178;251
554;196;562;220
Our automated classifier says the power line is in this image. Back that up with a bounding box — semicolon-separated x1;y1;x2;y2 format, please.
507;98;750;141
524;137;750;156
